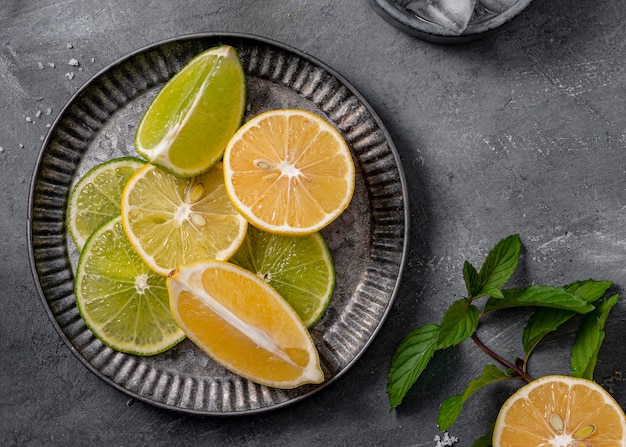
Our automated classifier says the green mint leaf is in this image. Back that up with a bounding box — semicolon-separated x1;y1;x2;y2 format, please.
471;424;495;447
437;365;510;431
463;260;480;297
387;324;439;409
438;395;463;431
565;279;613;303
522;280;613;355
523;308;576;355
571;294;619;379
476;234;521;297
483;285;595;314
436;299;479;350
480;285;504;300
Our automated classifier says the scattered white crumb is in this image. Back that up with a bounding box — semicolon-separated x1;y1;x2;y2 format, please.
90;57;95;63
0;146;4;153
45;123;51;128
37;61;44;69
25;116;32;123
48;62;55;68
19;143;24;148
68;58;79;66
35;109;42;118
67;43;73;49
434;432;459;447
65;72;75;80
45;107;52;115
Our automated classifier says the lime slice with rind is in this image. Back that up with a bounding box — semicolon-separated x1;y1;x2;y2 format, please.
230;225;335;327
135;45;246;177
75;216;185;355
67;157;144;251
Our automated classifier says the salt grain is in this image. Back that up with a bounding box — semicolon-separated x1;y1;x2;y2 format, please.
19;143;24;148
46;107;52;115
48;62;55;68
37;61;44;69
68;58;79;66
65;72;75;80
0;146;4;153
35;110;42;118
25;116;32;123
434;432;459;447
67;43;73;49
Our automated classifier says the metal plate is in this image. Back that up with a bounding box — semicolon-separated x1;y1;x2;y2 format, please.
28;33;408;415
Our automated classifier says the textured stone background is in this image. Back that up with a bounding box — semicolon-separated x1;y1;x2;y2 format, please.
2;1;625;446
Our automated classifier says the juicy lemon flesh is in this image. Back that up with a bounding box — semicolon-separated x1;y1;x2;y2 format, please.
75;217;185;355
494;376;626;447
225;109;355;235
135;45;246;177
168;261;324;388
121;163;247;276
230;226;335;327
67;157;144;250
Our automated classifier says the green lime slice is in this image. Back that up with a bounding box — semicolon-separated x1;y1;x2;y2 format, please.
67;157;144;251
230;226;335;327
75;216;185;355
135;45;246;177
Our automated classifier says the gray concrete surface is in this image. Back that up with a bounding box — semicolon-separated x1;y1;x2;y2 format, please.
2;1;626;446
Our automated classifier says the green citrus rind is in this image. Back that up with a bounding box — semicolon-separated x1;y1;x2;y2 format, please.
67;157;145;251
74;216;186;356
230;226;335;327
134;45;246;177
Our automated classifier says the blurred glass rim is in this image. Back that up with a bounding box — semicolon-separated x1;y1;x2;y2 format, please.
369;0;534;43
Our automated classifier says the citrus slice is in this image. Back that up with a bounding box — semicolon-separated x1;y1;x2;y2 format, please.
135;45;246;177
121;162;248;276
167;260;324;389
230;225;335;327
75;216;185;355
67;157;144;251
223;108;355;236
493;375;626;447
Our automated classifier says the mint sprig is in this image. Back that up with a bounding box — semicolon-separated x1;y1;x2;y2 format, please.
386;234;618;437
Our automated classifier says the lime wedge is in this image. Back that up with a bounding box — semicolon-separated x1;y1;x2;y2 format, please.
135;45;246;177
75;216;185;355
230;226;335;327
67;157;144;251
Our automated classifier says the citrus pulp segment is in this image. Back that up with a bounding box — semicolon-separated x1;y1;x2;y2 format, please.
230;225;335;327
74;216;185;355
223;108;355;236
121;162;248;276
67;157;144;251
167;260;324;389
134;45;246;177
493;375;626;447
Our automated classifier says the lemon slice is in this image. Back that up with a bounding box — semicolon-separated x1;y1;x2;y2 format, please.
230;226;335;327
223;108;355;236
75;216;185;355
493;375;626;447
167;260;324;389
121;162;248;276
67;157;144;251
135;45;246;177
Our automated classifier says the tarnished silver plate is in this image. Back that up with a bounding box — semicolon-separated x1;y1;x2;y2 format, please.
28;33;408;415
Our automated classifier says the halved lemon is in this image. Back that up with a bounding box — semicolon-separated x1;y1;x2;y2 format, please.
223;108;355;236
493;375;626;447
167;260;324;389
121;163;248;276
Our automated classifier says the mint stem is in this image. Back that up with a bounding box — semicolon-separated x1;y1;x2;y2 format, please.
471;333;533;383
